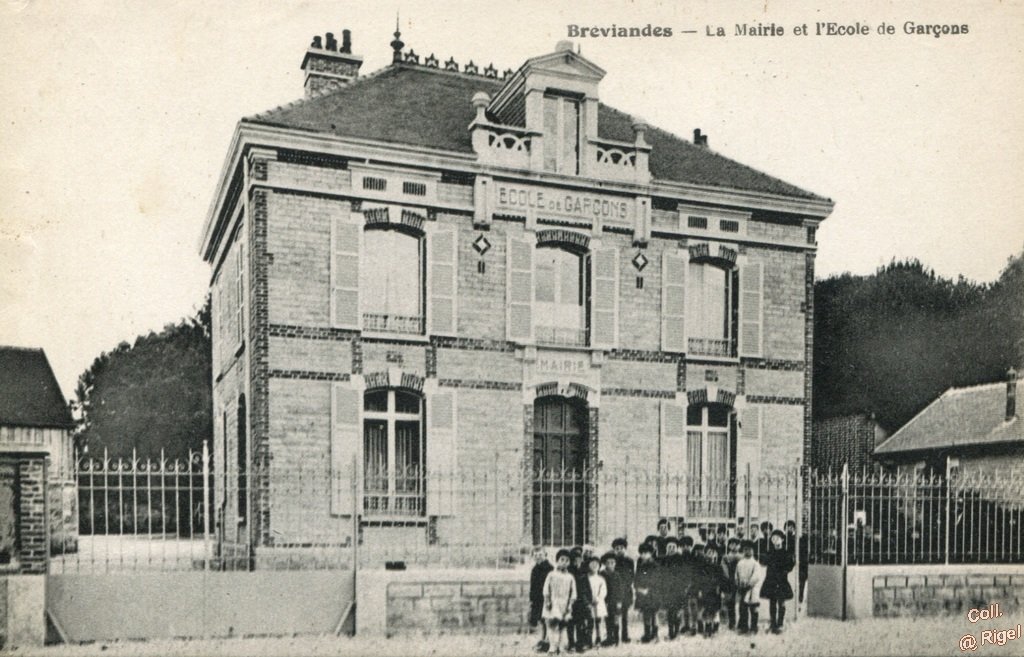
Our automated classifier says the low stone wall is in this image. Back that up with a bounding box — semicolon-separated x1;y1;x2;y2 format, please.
357;568;530;637
844;564;1024;620
387;580;528;635
873;571;1024;618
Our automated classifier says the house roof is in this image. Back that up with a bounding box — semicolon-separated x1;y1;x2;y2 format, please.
874;379;1023;455
0;346;74;429
247;63;828;202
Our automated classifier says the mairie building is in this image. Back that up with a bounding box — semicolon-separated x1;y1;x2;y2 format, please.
199;27;833;564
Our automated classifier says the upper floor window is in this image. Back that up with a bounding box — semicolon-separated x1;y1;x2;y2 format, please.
542;92;582;175
535;246;587;347
687;262;735;357
363;389;424;517
361;227;424;335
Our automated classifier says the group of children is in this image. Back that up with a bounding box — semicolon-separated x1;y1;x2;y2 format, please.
529;520;796;654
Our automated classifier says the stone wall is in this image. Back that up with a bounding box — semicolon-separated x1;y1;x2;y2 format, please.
873;572;1024;618
386;579;529;635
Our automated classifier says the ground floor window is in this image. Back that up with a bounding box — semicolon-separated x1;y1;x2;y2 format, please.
686;402;735;518
363;389;425;516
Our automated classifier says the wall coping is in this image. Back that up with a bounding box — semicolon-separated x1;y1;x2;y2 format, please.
848;564;1024;576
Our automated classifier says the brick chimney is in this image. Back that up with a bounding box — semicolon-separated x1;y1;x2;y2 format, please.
693;129;708;148
301;29;363;98
1007;368;1018;422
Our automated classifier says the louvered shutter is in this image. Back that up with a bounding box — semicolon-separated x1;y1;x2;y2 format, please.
330;206;361;329
506;236;534;342
738;262;764;357
331;385;361;515
661;251;687;353
659;400;687;517
736;405;763;520
428;225;458;335
426;390;457;516
591;248;619;348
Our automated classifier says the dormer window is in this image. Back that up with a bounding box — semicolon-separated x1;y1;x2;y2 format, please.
543;91;583;175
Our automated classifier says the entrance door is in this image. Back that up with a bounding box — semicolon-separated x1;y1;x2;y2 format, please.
532;396;589;546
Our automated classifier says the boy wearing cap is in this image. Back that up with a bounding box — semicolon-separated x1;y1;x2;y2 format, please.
600;552;624;647
611;538;634;643
659;537;685;639
634;542;661;643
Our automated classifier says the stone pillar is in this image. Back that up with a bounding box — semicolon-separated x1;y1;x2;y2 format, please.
0;450;49;649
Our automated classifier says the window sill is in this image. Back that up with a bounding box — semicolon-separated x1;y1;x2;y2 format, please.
360;331;430;343
360;515;429;525
685;353;740;365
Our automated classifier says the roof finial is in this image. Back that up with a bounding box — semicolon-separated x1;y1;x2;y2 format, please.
391;12;404;63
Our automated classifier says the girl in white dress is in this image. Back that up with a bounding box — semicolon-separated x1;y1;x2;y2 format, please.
587;557;608;646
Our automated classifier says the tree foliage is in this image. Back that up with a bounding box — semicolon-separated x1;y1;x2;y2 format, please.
75;297;212;460
814;250;1024;431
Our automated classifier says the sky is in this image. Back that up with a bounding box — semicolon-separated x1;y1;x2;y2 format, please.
1;0;1022;398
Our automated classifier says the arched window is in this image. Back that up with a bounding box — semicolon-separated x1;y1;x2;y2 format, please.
363;388;425;516
686;403;734;518
687;262;736;357
534;246;587;346
361;227;424;334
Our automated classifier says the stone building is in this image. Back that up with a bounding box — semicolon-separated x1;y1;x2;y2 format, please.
199;29;833;563
0;346;77;561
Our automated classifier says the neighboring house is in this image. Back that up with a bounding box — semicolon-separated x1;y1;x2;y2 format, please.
812;413;889;473
0;346;78;557
874;369;1023;476
198;28;833;561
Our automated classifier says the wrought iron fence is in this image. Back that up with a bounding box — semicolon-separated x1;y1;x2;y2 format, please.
807;465;1024;565
55;451;1024;573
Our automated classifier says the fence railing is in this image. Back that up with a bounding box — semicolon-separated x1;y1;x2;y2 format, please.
54;451;1024;573
807;465;1024;565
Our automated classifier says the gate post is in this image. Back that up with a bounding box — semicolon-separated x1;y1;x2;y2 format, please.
795;463;804;621
202;441;211;571
840;462;849;620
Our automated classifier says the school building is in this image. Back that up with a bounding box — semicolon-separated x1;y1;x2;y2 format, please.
198;27;833;564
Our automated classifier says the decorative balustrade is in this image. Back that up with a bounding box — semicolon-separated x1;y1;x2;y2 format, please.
535;325;589;348
362;313;424;335
688;337;734;358
588;137;648;182
472;122;536;169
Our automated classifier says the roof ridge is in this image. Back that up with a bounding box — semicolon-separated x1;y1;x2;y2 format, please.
946;380;1009;395
0;345;44;353
249;62;405;120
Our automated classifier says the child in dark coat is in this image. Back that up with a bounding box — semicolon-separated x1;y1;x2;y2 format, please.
569;548;594;651
634;542;660;643
659;537;685;639
721;537;741;629
600;552;624;647
701;548;728;637
611;538;635;643
760;529;795;633
529;546;554;652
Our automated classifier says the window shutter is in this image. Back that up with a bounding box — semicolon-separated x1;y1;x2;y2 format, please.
659;400;687;517
591;247;619;348
737;405;763;520
506;236;534;342
661;251;687;352
331;384;361;516
330;206;361;329
428;225;458;335
426;390;457;516
738;262;764;357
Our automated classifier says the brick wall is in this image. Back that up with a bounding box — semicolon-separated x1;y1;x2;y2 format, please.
0;454;48;575
873;572;1024;618
813;414;882;472
214;153;815;559
386;579;529;635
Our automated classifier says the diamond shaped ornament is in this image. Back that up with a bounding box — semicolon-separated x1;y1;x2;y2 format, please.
632;251;649;272
473;234;492;255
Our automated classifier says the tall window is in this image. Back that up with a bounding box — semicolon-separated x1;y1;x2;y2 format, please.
535;246;587;346
687;262;734;357
543;93;582;175
686;403;733;518
363;389;425;516
361;228;424;334
237;395;247;522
